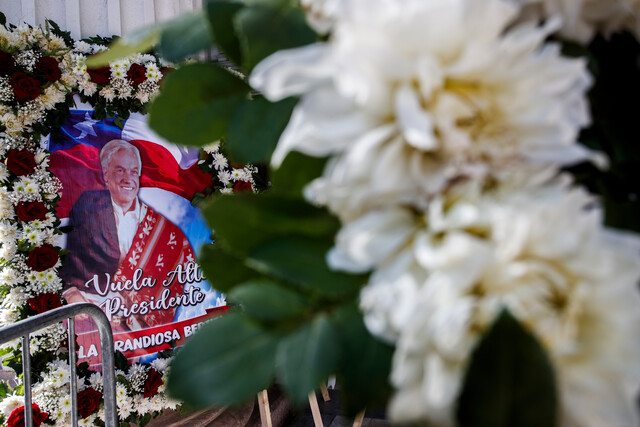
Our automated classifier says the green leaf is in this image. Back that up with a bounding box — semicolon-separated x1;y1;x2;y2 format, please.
227;96;298;163
148;63;250;146
201;193;339;255
272;151;328;196
330;302;394;415
456;309;558;427
168;313;278;407
0;13;6;27
229;279;310;322
198;244;264;293
198;243;262;292
248;236;365;297
276;315;339;405
235;3;316;72
0;381;8;399
206;0;245;65
158;11;214;62
86;30;158;67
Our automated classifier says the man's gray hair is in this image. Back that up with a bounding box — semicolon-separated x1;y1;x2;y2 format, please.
99;139;142;175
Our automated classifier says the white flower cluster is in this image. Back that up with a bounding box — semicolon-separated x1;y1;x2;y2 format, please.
31;356;178;425
0;136;63;352
251;0;640;425
0;24;74;137
202;141;258;194
71;41;166;105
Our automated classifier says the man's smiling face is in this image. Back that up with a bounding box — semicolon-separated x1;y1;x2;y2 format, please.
104;148;140;212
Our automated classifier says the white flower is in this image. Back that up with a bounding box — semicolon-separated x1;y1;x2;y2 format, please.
512;0;640;43
331;175;640;426
59;395;73;413
217;171;231;185
251;0;593;221
0;394;24;417
151;357;170;372
212;153;228;170
301;0;344;34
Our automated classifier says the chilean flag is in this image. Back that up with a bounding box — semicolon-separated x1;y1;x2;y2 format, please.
49;109;212;219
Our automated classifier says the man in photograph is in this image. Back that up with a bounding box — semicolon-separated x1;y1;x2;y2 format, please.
61;139;197;331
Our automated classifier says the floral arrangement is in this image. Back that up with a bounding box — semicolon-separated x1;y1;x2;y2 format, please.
0;16;238;427
0;134;65;351
128;0;640;425
0;22;75;138
198;141;264;196
71;37;171;126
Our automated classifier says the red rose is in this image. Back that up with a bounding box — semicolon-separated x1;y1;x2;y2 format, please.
6;404;48;427
143;367;163;398
35;56;61;82
127;63;146;87
14;201;48;222
27;292;62;314
26;244;59;272
87;66;111;85
233;180;253;193
6;149;37;176
9;72;42;102
77;387;102;418
0;51;16;76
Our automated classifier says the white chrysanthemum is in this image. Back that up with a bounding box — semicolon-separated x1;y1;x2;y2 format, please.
513;0;640;43
58;395;72;414
251;0;594;221
330;176;640;426
0;394;24;417
151;357;171;372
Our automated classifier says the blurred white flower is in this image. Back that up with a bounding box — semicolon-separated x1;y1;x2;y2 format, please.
330;175;640;426
301;0;343;34
252;0;593;221
0;394;24;417
512;0;640;43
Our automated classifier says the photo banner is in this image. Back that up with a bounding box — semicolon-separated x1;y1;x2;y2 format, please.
48;109;225;366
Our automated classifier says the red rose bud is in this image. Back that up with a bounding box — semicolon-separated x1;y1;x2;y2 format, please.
77;387;102;418
233;180;253;193
143;368;163;398
26;244;59;272
27;292;62;314
35;56;61;82
6;404;48;427
127;63;146;87
14;201;48;222
87;65;111;85
9;72;42;102
6;148;37;176
0;50;16;76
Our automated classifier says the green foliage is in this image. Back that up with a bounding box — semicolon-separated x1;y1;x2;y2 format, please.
271;151;328;196
201;193;339;255
206;0;245;65
248;236;364;297
235;3;316;72
168;313;279;407
229;280;310;322
86;31;158;67
275;315;339;405
148;63;250;146
227;96;298;163
456;310;558;427
330;302;394;415
157;11;214;62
